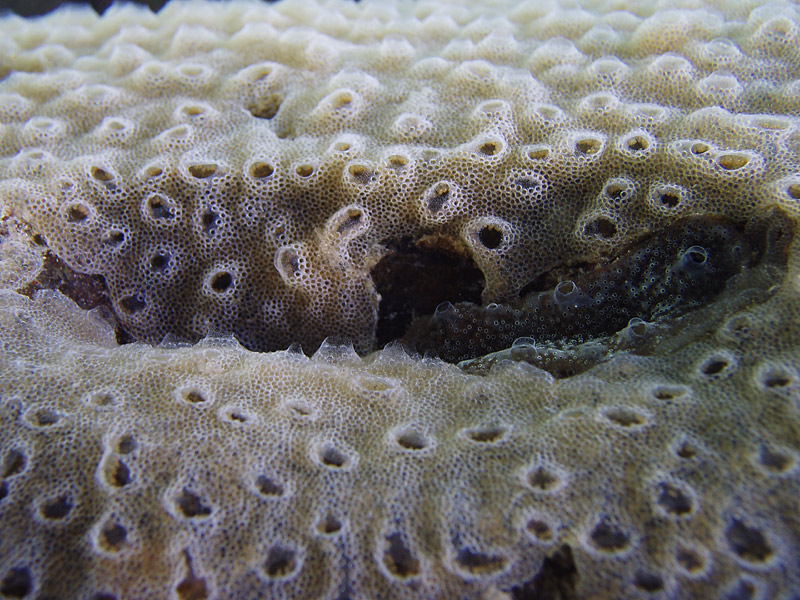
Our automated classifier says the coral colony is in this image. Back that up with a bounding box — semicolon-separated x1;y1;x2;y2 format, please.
1;0;799;597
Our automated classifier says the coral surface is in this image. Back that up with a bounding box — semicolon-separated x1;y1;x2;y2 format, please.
1;0;799;598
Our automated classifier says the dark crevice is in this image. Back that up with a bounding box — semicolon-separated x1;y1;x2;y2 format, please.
400;209;795;365
372;236;484;348
17;250;110;312
510;545;578;600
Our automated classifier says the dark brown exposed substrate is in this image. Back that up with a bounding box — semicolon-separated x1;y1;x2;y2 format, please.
396;209;795;364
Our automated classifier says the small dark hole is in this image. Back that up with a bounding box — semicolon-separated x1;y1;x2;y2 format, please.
103;230;125;246
478;226;503;249
383;533;419;578
659;193;680;208
576;138;601;155
184;390;206;404
676;546;704;573
0;567;32;598
656;483;692;515
605;184;626;200
101;523;127;552
336;209;362;234
67;204;89;223
176;488;212;518
757;446;792;472
200;210;219;235
150;252;170;271
255;475;283;496
605;408;645;427
249;162;274;178
116;434;137;455
528;466;560;491
105;458;131;487
585;217;617;239
90;166;113;182
227;411;248;422
396;430;428;450
210;272;233;293
466;426;506;443
347;165;373;184
634;571;664;592
652;385;688;401
91;594;118;600
426;183;450;213
589;520;629;552
676;441;697;459
147;197;174;220
1;450;26;478
478;141;500;156
527;518;553;542
187;164;217;179
725;519;773;563
0;481;7;502
455;547;507;575
249;93;282;120
318;513;342;534
263;546;296;578
701;358;729;376
763;371;792;388
119;295;146;315
320;446;347;468
627;136;648;151
32;409;58;426
41;494;73;519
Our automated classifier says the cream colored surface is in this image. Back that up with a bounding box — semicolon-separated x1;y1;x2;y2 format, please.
0;0;799;598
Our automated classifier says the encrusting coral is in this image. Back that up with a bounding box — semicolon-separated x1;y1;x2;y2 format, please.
1;0;799;598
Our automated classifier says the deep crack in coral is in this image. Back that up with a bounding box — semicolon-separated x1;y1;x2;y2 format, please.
1;0;800;598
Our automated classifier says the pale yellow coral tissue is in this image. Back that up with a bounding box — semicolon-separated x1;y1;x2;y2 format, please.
0;0;800;598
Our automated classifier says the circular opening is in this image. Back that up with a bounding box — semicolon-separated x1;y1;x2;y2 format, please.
575;137;601;155
210;271;233;293
188;163;217;179
149;252;170;271
249;161;274;179
690;142;709;155
182;105;204;116
628;318;647;337
387;154;409;168
626;135;648;151
527;147;550;160
144;166;163;179
107;120;125;131
119;295;145;315
103;229;125;246
478;225;503;249
67;204;89;223
717;153;749;171
701;356;729;376
332;90;353;109
584;217;617;239
395;430;429;450
787;184;800;200
555;280;577;298
659;192;680;208
295;164;314;177
478;140;501;156
146;195;174;220
320;446;347;468
684;246;708;266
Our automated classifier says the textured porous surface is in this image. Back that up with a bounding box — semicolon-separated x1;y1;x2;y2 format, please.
1;0;800;598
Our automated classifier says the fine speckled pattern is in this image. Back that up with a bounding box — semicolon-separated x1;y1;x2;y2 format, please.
1;0;800;599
